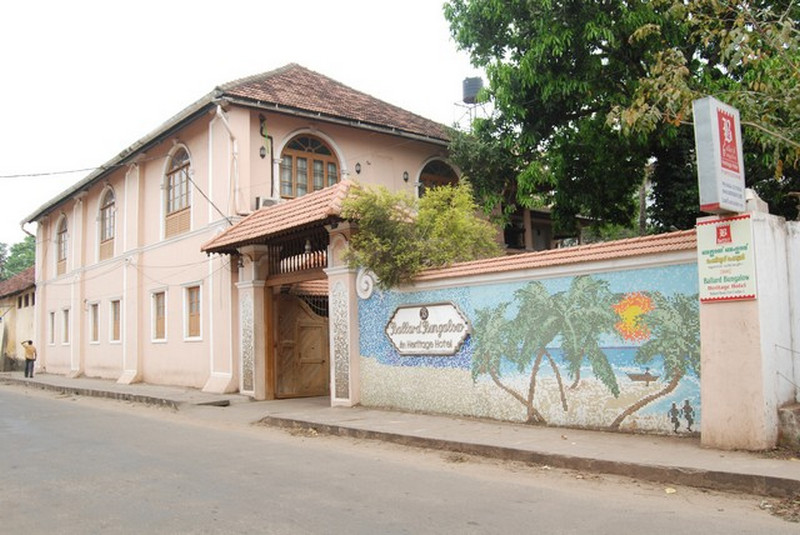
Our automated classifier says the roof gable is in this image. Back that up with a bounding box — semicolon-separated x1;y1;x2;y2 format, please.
0;266;35;298
220;64;449;142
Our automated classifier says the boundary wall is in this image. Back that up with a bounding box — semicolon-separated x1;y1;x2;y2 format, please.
354;231;702;436
334;205;799;449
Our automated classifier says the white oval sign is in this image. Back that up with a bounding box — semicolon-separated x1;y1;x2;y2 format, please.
385;303;471;356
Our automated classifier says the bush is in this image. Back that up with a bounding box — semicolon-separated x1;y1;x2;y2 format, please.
341;182;502;288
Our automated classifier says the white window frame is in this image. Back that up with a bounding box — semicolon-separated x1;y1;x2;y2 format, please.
55;215;68;275
88;302;100;344
182;283;202;341
109;298;122;344
97;186;116;261
162;145;193;240
61;308;71;345
48;311;55;345
151;289;168;343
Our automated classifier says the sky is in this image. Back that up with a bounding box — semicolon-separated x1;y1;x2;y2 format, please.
0;0;482;246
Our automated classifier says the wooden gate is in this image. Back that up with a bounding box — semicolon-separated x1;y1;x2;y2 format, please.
275;292;329;398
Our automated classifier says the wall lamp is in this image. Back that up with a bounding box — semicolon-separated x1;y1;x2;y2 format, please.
355;163;362;174
403;171;409;182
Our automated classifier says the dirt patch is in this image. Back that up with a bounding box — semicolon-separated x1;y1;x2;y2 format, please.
761;495;800;523
760;446;800;461
285;426;320;438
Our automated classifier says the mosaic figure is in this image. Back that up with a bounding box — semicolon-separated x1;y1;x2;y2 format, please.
669;402;681;433
682;399;695;432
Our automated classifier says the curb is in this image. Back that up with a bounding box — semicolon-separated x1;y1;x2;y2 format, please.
0;377;180;410
258;416;800;499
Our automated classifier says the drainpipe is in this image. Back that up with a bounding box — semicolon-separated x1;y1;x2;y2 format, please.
20;222;35;239
214;105;243;215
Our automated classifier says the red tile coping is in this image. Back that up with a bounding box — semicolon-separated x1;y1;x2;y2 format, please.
413;229;698;282
202;181;353;254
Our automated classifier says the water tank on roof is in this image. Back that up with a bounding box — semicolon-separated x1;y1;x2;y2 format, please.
462;77;483;104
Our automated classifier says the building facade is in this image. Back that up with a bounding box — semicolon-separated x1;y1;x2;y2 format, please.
25;64;468;394
0;266;36;371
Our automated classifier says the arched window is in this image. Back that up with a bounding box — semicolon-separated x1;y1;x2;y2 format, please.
418;160;459;197
56;217;68;275
165;148;191;238
280;135;339;198
99;188;115;260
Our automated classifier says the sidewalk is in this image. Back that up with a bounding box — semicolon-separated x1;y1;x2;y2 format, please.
2;371;799;498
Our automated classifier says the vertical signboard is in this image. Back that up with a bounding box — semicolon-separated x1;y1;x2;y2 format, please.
697;214;757;302
692;97;746;214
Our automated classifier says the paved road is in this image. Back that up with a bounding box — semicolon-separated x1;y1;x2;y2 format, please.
0;385;795;534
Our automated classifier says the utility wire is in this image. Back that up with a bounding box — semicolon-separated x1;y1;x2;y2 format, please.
0;153;168;180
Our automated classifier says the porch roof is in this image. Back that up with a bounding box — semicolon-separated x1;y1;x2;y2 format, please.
202;181;353;255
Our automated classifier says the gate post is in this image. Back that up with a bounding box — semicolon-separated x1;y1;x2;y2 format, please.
699;204;796;449
325;222;361;406
235;245;272;400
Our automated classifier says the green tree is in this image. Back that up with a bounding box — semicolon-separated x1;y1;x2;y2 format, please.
0;236;34;280
609;292;700;430
445;0;682;232
0;242;8;280
341;182;501;288
612;0;800;168
446;127;522;222
444;0;800;233
553;276;620;395
609;0;800;222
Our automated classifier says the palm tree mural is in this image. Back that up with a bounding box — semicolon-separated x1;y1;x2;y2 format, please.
471;282;562;424
553;276;620;395
609;292;700;430
472;276;622;424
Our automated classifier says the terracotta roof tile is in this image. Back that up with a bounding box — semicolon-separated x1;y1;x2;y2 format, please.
290;279;329;296
414;229;697;282
220;64;449;142
202;180;353;254
0;266;35;298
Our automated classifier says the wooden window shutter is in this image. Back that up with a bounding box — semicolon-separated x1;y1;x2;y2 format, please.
99;240;114;261
165;208;190;238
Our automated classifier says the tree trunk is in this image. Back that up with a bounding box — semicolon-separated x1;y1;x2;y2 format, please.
488;362;546;424
525;350;546;423
569;368;581;390
545;351;569;411
638;176;648;236
608;370;684;430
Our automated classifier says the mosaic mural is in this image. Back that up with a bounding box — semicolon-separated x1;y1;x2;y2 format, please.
358;264;700;434
331;281;351;400
240;293;254;392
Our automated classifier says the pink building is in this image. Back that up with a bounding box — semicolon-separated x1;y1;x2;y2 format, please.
23;64;472;396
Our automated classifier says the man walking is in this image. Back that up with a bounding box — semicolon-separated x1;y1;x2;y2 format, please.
21;340;37;378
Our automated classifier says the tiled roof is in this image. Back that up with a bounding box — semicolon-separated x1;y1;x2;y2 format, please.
0;266;35;298
414;229;697;282
220;64;449;142
202;180;353;254
290;279;329;297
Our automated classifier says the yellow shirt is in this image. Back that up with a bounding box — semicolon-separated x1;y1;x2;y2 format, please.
24;344;37;360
